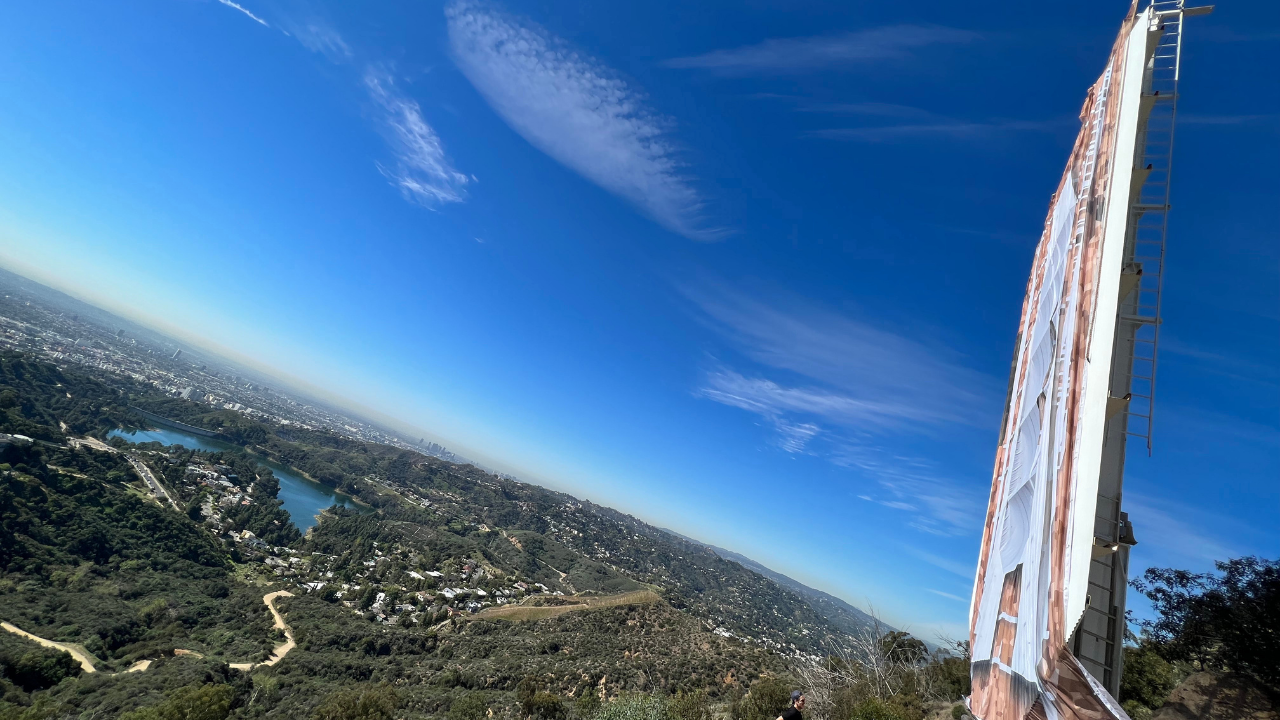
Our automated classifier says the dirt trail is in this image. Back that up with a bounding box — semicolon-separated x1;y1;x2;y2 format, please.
230;591;295;671
472;589;661;622
3;591;295;676
71;436;117;454
2;621;100;673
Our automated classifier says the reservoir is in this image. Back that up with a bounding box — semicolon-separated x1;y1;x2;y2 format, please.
107;426;363;532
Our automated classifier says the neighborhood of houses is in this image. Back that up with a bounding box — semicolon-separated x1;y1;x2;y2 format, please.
226;529;560;626
131;448;564;627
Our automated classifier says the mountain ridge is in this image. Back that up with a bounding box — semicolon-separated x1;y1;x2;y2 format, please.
662;527;887;637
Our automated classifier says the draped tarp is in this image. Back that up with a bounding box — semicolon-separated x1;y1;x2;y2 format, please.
968;4;1156;720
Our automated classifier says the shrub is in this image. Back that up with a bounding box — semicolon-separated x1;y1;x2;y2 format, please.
530;692;566;720
848;698;906;720
311;684;399;720
576;691;602;717
9;648;81;692
593;694;671;720
887;693;924;720
120;684;234;720
668;690;712;720
450;692;489;720
732;678;791;720
1118;641;1178;713
1122;701;1154;720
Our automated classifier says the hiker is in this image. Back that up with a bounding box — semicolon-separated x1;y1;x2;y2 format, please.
777;690;805;720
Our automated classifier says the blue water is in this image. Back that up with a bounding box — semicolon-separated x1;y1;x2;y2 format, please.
107;426;362;532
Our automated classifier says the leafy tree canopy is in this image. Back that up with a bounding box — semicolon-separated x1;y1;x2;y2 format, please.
1133;556;1280;692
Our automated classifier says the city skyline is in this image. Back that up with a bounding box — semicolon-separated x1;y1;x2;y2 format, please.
1;0;1276;640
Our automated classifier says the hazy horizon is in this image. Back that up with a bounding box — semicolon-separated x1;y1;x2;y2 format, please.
1;0;1276;641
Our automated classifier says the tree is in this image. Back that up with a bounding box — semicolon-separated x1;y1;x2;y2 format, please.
9;648;81;692
575;691;602;718
1133;556;1279;691
879;633;927;665
518;676;539;713
1118;641;1178;720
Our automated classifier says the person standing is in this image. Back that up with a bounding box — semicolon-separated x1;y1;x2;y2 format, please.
778;691;805;720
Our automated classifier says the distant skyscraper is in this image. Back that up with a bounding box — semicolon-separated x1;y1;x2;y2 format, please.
171;349;182;360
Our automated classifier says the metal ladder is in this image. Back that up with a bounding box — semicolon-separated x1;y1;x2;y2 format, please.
1118;0;1194;453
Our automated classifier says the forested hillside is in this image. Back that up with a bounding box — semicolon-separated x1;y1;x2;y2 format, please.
124;371;860;655
0;353;831;717
689;540;880;641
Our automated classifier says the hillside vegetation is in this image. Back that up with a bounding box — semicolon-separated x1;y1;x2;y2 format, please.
0;353;810;717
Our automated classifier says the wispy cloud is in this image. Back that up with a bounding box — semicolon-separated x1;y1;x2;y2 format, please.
664;25;977;75
1194;27;1280;43
926;588;968;602
1123;493;1247;569
445;1;720;240
216;0;269;27
757;95;1068;143
363;68;471;207
1178;113;1279;127
798;102;938;119
840;447;985;535
699;368;952;430
262;15;468;208
685;282;997;429
903;545;975;578
685;282;995;534
1161;337;1280;389
809;118;1069;143
288;20;353;62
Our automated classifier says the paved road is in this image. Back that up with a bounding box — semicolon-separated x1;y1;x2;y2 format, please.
125;455;179;511
71;437;178;511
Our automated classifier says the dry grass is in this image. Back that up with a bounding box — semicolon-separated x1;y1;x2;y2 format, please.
472;590;661;622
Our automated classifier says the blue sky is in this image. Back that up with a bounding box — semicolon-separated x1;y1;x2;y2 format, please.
0;0;1275;639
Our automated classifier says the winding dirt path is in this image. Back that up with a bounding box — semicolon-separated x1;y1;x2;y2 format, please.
1;621;101;673
3;591;295;676
230;591;295;671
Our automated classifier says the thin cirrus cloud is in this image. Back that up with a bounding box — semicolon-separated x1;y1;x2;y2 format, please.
1121;493;1249;570
445;1;721;241
364;68;472;207
664;25;977;75
685;282;996;429
769;97;1069;143
903;545;975;579
798;102;938;119
837;445;984;536
809;118;1070;143
205;1;469;208
216;0;269;27
685;281;995;534
287;20;354;63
